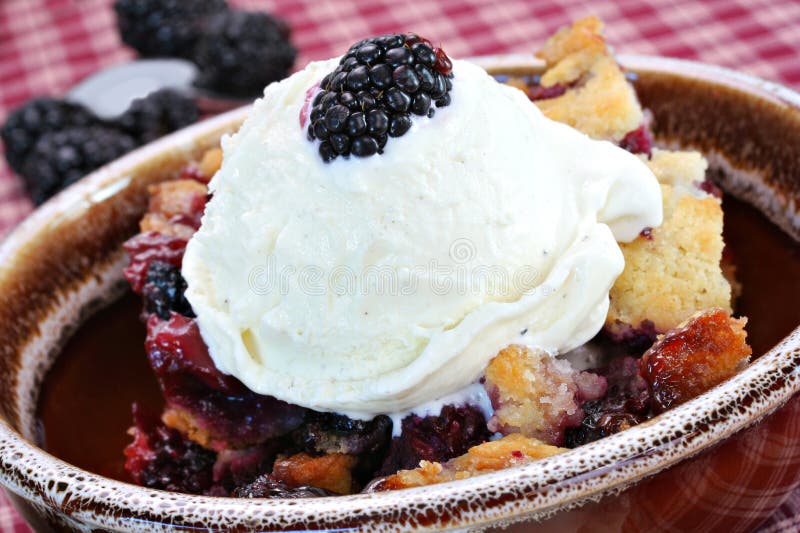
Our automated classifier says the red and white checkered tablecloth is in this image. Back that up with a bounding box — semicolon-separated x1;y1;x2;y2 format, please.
1;0;799;531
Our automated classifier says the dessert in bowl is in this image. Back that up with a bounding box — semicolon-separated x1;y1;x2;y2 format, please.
2;17;800;532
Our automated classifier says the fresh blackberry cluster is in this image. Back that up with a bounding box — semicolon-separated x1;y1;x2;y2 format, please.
307;33;454;162
0;98;97;174
21;126;137;204
114;0;228;59
118;89;200;144
193;10;297;97
114;0;296;97
1;92;198;204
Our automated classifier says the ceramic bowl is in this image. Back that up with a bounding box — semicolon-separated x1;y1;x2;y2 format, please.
1;54;800;532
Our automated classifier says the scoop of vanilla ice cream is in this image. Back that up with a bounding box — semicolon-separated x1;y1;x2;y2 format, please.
182;57;662;418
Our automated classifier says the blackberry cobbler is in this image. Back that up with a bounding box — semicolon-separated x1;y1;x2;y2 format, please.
122;18;751;497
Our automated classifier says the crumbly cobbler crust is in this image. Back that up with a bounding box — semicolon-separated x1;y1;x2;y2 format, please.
607;150;732;336
528;19;734;337
484;345;604;445
378;433;565;490
641;308;750;413
141;179;208;239
533;16;643;142
271;452;357;495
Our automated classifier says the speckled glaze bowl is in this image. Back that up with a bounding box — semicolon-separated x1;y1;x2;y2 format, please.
1;55;800;532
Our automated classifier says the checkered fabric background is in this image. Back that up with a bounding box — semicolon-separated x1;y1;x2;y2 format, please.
1;0;799;531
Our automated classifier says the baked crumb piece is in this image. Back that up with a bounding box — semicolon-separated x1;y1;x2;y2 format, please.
533;16;643;142
199;147;223;178
147;179;208;220
532;22;738;342
644;148;707;192
503;76;530;93
640;308;751;413
271;452;357;495
140;178;208;239
606;150;732;338
484;345;606;446
162;405;216;450
138;146;221;239
378;433;565;490
139;212;195;239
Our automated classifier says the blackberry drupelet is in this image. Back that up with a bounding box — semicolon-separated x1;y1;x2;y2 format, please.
306;33;454;162
114;0;228;58
1;98;98;174
20;126;137;205
118;89;199;144
142;261;195;320
193;10;296;97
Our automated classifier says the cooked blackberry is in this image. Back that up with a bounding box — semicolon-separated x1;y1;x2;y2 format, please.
142;260;194;320
114;0;228;58
564;357;651;448
193;10;296;97
123;231;188;294
292;411;392;456
377;404;490;476
233;474;334;499
20;126;137;205
117;89;199;144
146;313;309;449
618;125;652;156
1;97;98;174
306;33;454;162
124;404;217;494
213;443;286;493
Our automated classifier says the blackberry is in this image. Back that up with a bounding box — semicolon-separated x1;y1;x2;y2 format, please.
124;404;217;494
213;443;286;493
233;474;334;499
377;404;490;476
123;231;187;295
618;125;653;156
306;33;454;162
1;97;97;174
146;314;309;449
142;260;195;320
2;92;200;205
292;412;392;456
20;126;137;205
193;10;296;97
117;89;199;144
564;357;652;448
114;0;228;58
